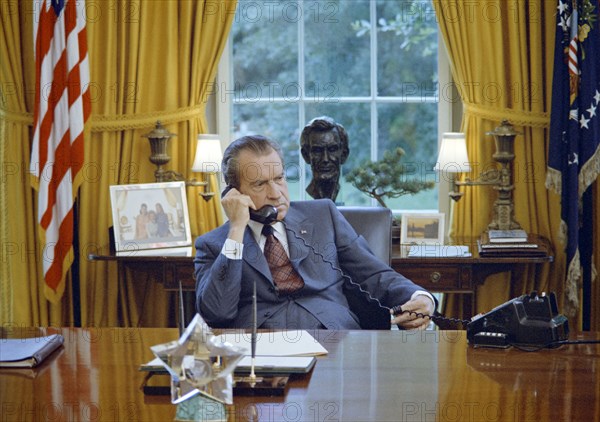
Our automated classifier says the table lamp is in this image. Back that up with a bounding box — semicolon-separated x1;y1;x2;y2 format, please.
434;121;522;231
191;134;223;201
434;132;471;201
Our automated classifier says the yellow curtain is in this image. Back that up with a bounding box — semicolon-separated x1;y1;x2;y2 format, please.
0;0;235;327
433;0;598;327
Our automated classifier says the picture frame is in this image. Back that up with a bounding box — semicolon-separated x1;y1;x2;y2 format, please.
109;182;192;253
400;212;445;245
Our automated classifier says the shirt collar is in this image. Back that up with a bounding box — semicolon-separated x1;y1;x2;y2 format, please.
248;220;285;242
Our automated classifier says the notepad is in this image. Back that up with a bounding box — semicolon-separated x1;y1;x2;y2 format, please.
0;334;64;368
234;356;316;375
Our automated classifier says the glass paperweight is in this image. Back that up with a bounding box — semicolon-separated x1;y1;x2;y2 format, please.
150;314;245;406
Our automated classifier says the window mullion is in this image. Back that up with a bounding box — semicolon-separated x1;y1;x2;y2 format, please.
370;0;378;207
298;4;306;200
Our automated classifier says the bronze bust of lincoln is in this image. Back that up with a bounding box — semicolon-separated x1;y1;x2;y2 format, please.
300;116;350;202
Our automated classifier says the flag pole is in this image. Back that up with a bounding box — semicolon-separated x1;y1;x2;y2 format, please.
72;198;81;327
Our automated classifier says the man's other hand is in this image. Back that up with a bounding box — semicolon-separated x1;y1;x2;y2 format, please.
391;295;435;330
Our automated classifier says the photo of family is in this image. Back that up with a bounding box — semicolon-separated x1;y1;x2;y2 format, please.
109;182;192;252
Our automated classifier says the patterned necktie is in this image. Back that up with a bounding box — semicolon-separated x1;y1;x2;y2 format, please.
262;224;304;295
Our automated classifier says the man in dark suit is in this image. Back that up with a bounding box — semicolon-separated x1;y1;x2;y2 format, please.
194;135;435;330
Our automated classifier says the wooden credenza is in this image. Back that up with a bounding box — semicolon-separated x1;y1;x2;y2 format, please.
89;236;553;326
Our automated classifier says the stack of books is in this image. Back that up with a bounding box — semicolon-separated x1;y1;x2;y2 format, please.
478;230;548;257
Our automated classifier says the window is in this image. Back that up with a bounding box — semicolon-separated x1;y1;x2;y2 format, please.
219;0;449;211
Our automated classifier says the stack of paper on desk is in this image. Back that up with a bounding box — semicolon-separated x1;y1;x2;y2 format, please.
214;330;328;357
141;330;327;375
234;355;317;375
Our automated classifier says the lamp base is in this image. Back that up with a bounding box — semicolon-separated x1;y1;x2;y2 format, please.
449;191;464;201
199;191;215;201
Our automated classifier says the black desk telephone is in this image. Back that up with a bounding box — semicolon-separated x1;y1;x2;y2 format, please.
222;185;278;225
466;291;569;349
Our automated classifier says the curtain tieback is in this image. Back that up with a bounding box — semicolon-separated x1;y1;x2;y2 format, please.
0;104;204;131
463;102;550;128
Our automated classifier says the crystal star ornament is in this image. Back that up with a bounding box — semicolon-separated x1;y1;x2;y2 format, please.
150;313;245;405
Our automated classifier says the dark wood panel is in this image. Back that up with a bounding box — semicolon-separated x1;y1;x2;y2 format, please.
396;264;473;291
164;261;195;291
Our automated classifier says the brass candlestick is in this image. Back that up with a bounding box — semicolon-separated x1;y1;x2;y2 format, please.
142;121;213;200
143;121;180;183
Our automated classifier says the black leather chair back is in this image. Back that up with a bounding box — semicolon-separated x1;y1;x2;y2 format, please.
338;206;392;264
338;206;393;329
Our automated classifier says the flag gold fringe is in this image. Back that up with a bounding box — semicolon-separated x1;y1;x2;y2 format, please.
564;248;581;319
545;167;562;195
578;146;600;197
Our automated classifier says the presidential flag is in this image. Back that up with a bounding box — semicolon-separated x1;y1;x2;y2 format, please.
547;0;600;319
30;0;91;302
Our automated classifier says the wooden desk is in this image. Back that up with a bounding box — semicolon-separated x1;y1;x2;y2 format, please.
88;248;197;327
88;247;195;292
1;328;598;421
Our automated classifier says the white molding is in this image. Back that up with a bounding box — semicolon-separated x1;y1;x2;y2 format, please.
437;33;454;237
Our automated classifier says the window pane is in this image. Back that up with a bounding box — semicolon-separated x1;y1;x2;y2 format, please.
305;1;370;97
377;0;438;98
233;103;302;199
233;0;298;99
377;102;438;210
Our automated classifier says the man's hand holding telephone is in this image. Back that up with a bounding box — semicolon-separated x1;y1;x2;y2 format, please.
391;295;436;330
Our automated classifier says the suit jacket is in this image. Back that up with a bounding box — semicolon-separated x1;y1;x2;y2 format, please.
194;199;425;329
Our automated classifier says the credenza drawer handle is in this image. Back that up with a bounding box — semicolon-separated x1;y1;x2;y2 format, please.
429;272;442;283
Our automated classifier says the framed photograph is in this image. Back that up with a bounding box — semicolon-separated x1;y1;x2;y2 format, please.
400;212;445;245
109;182;192;253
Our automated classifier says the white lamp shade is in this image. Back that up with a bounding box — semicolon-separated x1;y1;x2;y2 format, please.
433;132;471;173
192;134;223;173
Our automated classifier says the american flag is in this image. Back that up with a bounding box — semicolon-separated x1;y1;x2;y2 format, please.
547;0;600;319
30;0;91;302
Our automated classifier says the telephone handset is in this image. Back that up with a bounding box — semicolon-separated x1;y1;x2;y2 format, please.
221;185;278;225
249;205;278;225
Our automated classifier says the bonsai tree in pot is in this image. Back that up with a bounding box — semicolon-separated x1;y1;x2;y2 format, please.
345;148;435;240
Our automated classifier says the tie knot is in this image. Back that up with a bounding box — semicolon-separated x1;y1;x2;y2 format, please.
261;224;274;237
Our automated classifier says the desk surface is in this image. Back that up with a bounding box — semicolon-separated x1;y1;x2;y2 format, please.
1;328;598;421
